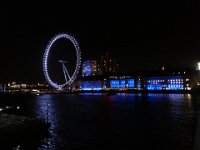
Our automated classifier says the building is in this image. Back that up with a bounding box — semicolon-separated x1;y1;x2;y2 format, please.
144;76;189;90
79;74;137;91
79;69;194;91
82;60;97;76
80;80;102;91
91;60;97;75
99;52;118;74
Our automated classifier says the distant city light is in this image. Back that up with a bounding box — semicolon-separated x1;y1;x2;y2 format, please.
197;62;200;70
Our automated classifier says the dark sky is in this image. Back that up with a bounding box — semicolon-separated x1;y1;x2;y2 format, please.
0;1;200;82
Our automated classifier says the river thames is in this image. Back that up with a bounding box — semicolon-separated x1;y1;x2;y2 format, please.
0;93;199;150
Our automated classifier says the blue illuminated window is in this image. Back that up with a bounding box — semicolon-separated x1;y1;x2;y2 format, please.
110;80;119;88
120;80;126;88
127;79;134;88
146;76;184;90
80;81;102;90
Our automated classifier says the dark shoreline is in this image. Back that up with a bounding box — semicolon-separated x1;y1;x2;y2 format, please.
1;89;200;95
75;89;198;94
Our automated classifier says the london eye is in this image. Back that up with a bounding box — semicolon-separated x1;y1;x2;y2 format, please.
43;33;81;89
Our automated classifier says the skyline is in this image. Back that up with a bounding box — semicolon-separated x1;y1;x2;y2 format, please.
0;1;199;82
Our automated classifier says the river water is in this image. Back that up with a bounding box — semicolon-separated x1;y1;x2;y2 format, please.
0;93;199;150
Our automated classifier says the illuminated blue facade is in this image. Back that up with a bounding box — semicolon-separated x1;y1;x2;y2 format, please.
127;79;134;88
79;75;187;91
80;81;102;90
82;60;92;76
145;76;184;90
110;80;119;88
79;78;135;90
110;79;134;88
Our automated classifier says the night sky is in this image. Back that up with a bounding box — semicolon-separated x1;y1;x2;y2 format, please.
0;1;199;82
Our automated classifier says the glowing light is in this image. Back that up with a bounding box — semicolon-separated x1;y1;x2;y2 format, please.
43;33;81;89
127;79;134;88
110;80;120;88
162;66;165;70
146;76;184;90
80;81;102;90
186;87;191;90
82;88;101;91
110;79;135;88
82;60;92;76
197;62;200;70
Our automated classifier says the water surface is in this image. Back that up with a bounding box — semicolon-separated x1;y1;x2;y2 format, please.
0;93;199;150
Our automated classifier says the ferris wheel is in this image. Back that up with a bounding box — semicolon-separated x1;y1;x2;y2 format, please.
43;33;81;89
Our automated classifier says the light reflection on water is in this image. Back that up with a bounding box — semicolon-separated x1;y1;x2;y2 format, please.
35;94;58;150
0;93;199;150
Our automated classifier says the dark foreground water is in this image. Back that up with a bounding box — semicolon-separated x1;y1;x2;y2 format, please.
0;93;200;150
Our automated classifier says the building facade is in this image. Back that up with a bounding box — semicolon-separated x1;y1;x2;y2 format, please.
79;70;192;91
144;76;189;90
82;60;97;76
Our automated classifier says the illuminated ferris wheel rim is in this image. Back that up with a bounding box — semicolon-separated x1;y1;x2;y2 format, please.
43;33;81;89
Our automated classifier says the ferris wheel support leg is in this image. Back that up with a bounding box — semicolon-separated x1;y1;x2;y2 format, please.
62;64;68;83
63;64;71;82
